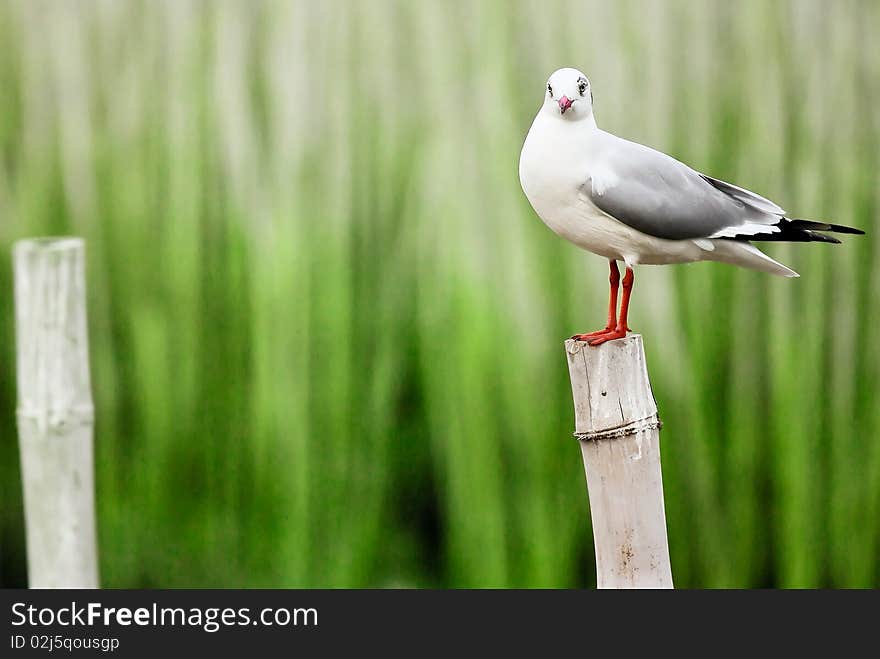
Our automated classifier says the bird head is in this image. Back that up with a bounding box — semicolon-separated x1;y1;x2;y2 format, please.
543;68;593;121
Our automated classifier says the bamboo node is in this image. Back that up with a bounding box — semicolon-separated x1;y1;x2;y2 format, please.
574;415;662;442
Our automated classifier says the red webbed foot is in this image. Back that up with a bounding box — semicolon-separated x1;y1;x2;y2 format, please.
571;326;615;341
587;326;629;346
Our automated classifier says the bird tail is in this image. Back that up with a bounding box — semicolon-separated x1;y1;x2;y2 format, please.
708;240;800;278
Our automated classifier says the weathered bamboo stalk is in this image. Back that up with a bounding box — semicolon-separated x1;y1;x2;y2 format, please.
565;335;672;589
13;238;99;588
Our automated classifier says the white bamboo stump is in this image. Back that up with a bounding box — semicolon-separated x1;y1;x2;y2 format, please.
565;335;672;589
13;238;99;588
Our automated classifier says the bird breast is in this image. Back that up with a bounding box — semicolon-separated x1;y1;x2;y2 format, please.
519;116;627;260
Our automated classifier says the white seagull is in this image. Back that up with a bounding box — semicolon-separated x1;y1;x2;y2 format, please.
519;67;864;345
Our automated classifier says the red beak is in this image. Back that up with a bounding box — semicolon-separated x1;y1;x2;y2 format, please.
558;95;573;114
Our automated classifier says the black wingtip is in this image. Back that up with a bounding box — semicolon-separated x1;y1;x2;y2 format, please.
741;218;863;244
806;231;841;244
789;219;865;235
831;225;865;235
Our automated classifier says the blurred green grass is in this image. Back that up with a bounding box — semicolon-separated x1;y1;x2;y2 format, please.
1;0;878;587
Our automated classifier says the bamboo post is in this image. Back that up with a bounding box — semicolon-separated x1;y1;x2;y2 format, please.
565;334;672;589
13;237;99;588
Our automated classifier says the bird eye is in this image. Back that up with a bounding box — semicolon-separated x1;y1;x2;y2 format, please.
578;81;587;96
547;84;553;96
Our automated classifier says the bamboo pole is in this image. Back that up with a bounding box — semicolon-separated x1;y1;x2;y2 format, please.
565;335;672;589
13;237;99;588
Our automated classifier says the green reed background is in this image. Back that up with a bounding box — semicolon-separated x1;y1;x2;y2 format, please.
0;0;878;588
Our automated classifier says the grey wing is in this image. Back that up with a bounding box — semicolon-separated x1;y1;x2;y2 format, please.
586;135;785;241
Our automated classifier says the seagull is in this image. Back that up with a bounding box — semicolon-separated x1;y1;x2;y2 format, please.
519;67;864;346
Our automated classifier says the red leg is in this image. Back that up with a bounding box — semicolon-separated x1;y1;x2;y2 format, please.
572;261;620;341
588;266;633;346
